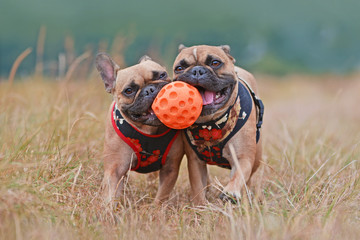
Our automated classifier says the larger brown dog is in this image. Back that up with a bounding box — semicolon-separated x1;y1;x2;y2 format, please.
96;53;184;204
173;45;263;205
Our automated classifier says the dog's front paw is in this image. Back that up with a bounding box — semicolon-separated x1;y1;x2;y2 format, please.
100;177;115;204
100;186;112;204
219;192;241;204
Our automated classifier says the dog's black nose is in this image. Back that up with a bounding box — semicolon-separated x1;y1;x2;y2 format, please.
191;66;208;77
143;84;156;96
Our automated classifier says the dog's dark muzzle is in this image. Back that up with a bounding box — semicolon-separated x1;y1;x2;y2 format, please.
176;66;223;92
124;81;169;126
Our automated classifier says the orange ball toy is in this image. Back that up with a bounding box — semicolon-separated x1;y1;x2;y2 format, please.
152;81;203;129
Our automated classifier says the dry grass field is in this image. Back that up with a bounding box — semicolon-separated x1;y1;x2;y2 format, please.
0;73;359;239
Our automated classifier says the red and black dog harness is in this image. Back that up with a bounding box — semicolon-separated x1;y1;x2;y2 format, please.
111;103;180;173
184;80;264;169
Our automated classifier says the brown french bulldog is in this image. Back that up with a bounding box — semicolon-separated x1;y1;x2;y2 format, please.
96;53;184;204
172;45;264;205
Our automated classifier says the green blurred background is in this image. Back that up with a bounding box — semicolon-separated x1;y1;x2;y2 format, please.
1;0;360;77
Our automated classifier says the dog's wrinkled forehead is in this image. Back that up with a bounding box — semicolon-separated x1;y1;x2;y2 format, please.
116;60;166;87
174;45;232;67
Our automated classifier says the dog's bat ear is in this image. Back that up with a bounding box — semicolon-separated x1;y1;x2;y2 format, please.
138;55;152;63
220;45;231;54
95;53;120;93
178;44;187;52
219;45;236;64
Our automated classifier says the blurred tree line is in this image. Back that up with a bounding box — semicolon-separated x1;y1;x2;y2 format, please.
1;0;360;77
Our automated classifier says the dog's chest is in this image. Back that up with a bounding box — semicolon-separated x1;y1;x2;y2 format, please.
111;103;180;173
184;83;253;168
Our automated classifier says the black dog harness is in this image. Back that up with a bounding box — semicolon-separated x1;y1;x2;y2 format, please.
111;103;180;173
184;78;264;169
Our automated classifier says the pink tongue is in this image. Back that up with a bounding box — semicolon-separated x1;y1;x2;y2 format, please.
201;90;215;105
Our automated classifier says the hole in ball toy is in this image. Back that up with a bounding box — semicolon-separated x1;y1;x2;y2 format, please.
170;106;178;113
179;101;185;107
174;82;184;88
169;91;178;99
191;106;197;112
163;114;169;120
189;91;195;97
182;110;189;116
178;116;185;122
160;98;168;108
157;89;165;98
188;98;193;104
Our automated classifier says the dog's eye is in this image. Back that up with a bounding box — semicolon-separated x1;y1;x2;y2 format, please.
211;60;222;68
123;83;139;96
124;88;133;95
175;66;184;72
159;72;167;79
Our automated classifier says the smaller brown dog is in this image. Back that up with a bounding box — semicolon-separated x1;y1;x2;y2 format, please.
173;45;264;205
96;53;184;204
